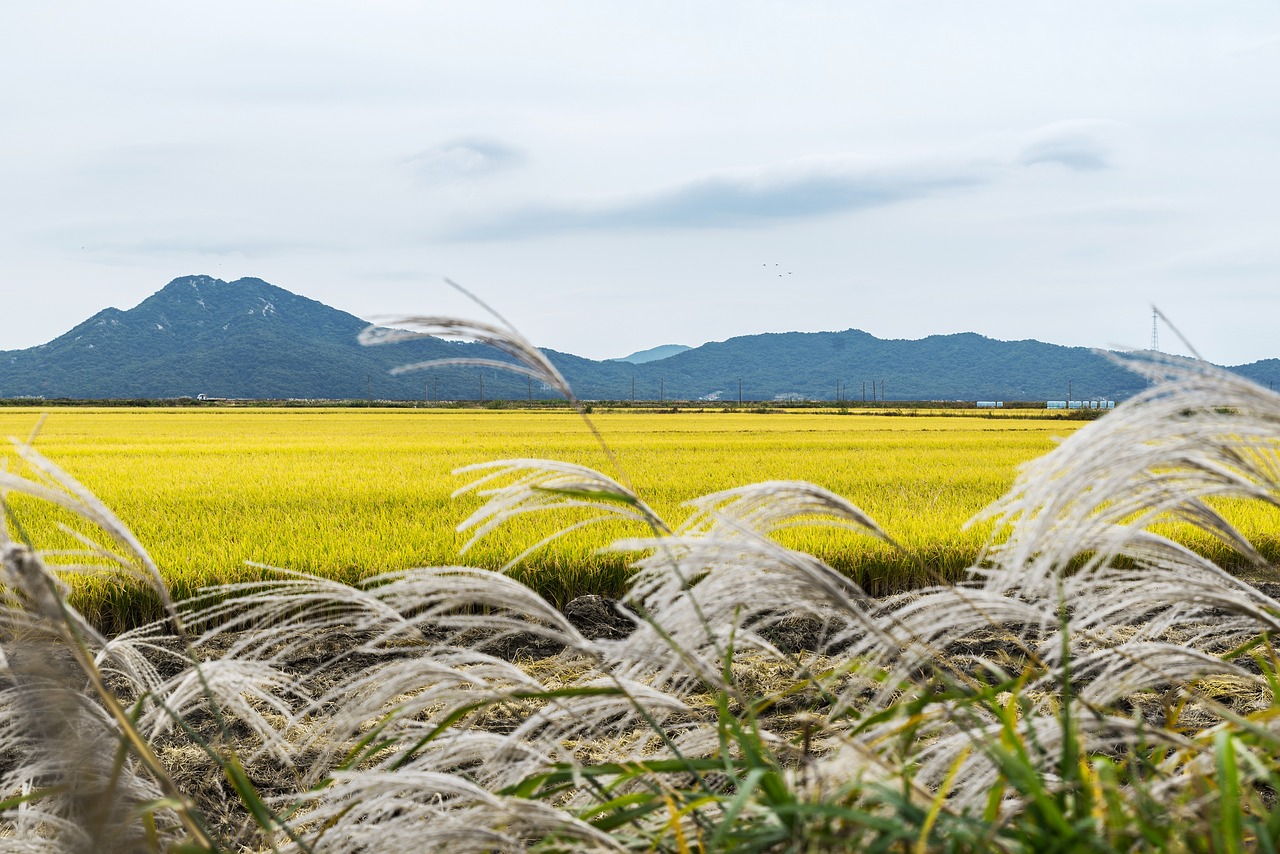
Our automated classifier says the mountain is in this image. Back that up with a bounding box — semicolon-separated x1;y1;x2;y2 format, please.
613;344;692;364
0;276;533;401
2;276;1276;402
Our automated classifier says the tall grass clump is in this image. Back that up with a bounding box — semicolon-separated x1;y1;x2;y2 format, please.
0;298;1279;851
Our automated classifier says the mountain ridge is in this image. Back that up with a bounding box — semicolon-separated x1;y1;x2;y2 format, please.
613;344;693;364
3;275;1276;401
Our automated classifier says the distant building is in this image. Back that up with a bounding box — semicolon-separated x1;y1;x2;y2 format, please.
976;401;1004;408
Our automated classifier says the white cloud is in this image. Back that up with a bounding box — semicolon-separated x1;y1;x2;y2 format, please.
448;123;1119;239
1017;121;1118;171
448;152;992;238
405;137;526;183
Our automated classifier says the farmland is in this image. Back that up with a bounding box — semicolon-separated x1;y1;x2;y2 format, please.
1;405;1274;630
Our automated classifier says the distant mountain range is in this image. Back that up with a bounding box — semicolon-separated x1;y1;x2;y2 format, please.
613;344;693;364
2;275;1277;402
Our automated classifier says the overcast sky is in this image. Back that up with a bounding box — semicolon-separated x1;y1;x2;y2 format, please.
3;2;1278;364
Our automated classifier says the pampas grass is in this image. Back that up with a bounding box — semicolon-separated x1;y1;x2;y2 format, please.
0;313;1279;850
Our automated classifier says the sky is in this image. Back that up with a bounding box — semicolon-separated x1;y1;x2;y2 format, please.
3;2;1279;365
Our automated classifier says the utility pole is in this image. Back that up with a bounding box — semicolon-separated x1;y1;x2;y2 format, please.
862;381;866;402
527;376;532;403
880;380;884;402
425;376;429;403
479;373;484;403
660;378;664;403
738;378;742;405
631;376;635;405
366;373;372;407
1068;380;1072;402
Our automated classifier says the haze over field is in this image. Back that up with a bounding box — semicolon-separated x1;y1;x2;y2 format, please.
2;3;1278;366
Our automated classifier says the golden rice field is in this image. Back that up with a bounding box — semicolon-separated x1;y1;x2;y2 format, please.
2;406;1276;630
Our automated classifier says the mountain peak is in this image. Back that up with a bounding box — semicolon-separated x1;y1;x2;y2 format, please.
138;275;333;322
166;274;225;287
613;344;692;364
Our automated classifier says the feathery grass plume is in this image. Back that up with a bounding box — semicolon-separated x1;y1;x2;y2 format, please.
164;562;694;847
359;278;575;405
175;565;699;807
453;459;671;571
0;434;293;850
279;770;623;853
359;277;637;492
1;439;180;620
977;351;1280;597
963;354;1280;730
0;633;165;853
678;480;894;543
0;543;192;852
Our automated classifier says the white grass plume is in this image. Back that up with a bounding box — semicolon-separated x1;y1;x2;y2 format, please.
679;480;894;544
0;440;179;624
358;278;575;405
0;545;185;851
454;459;670;570
280;770;622;853
977;352;1280;598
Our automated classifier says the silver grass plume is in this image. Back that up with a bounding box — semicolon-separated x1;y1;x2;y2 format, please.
0;544;184;852
279;770;623;853
0;440;178;619
977;351;1280;600
358;277;639;493
454;459;671;570
358;277;573;404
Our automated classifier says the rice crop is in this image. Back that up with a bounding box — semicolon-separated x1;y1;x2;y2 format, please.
0;407;1082;630
1;307;1279;851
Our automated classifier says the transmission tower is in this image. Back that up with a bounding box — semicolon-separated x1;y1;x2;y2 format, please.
1150;308;1159;352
